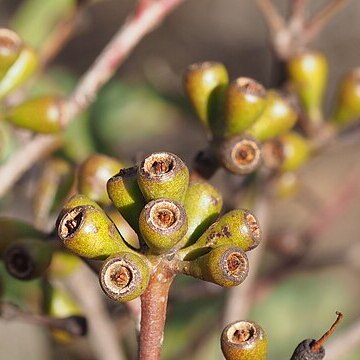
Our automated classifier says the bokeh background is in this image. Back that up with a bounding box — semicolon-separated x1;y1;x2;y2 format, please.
1;0;360;359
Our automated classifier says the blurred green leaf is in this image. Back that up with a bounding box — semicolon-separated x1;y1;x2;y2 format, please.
250;268;357;359
11;0;75;48
91;80;180;154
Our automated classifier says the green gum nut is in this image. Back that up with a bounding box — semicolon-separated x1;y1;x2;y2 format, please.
287;51;328;125
139;198;187;254
45;285;81;317
43;284;85;342
186;244;249;287
0;218;45;254
223;77;267;137
0;29;23;80
275;172;299;199
262;131;310;173
183;61;229;132
216;135;262;175
49;251;82;278
221;320;268;360
332;68;360;126
57;195;130;259
4;238;53;280
191;209;261;255
99;252;150;302
280;131;310;172
246;90;298;141
4;96;65;133
78;154;123;206
182;180;223;247
0;45;38;100
107;166;145;232
137;152;189;203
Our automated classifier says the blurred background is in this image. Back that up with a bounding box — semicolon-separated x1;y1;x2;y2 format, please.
1;0;360;359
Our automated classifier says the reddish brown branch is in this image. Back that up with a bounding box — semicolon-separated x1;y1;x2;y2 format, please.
256;0;286;32
39;10;82;68
326;316;360;360
304;0;349;43
256;0;349;60
64;0;185;121
0;0;185;198
139;263;174;360
311;311;343;352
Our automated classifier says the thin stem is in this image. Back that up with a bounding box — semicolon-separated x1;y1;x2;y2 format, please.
0;0;185;198
64;0;185;121
326;316;360;360
311;311;343;352
39;10;82;68
0;135;62;197
0;302;74;332
139;262;174;360
291;0;309;22
304;0;349;42
255;0;286;32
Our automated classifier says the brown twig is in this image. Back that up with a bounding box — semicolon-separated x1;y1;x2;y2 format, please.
304;0;349;43
39;10;83;68
0;135;62;197
311;311;343;352
256;0;349;60
64;0;185;121
0;0;186;198
256;0;286;32
326;316;360;360
0;301;84;335
139;261;174;360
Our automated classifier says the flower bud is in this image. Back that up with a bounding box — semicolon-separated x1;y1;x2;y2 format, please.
57;195;130;259
221;320;268;360
185;245;249;287
247;90;297;141
287;51;328;125
332;68;360;126
0;29;22;80
107;166;145;232
0;45;38;99
139;198;187;254
78;154;123;205
100;252;150;302
137;152;189;203
182;180;222;246
4;238;53;280
183;61;229;131
4;96;65;133
223;77;266;137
